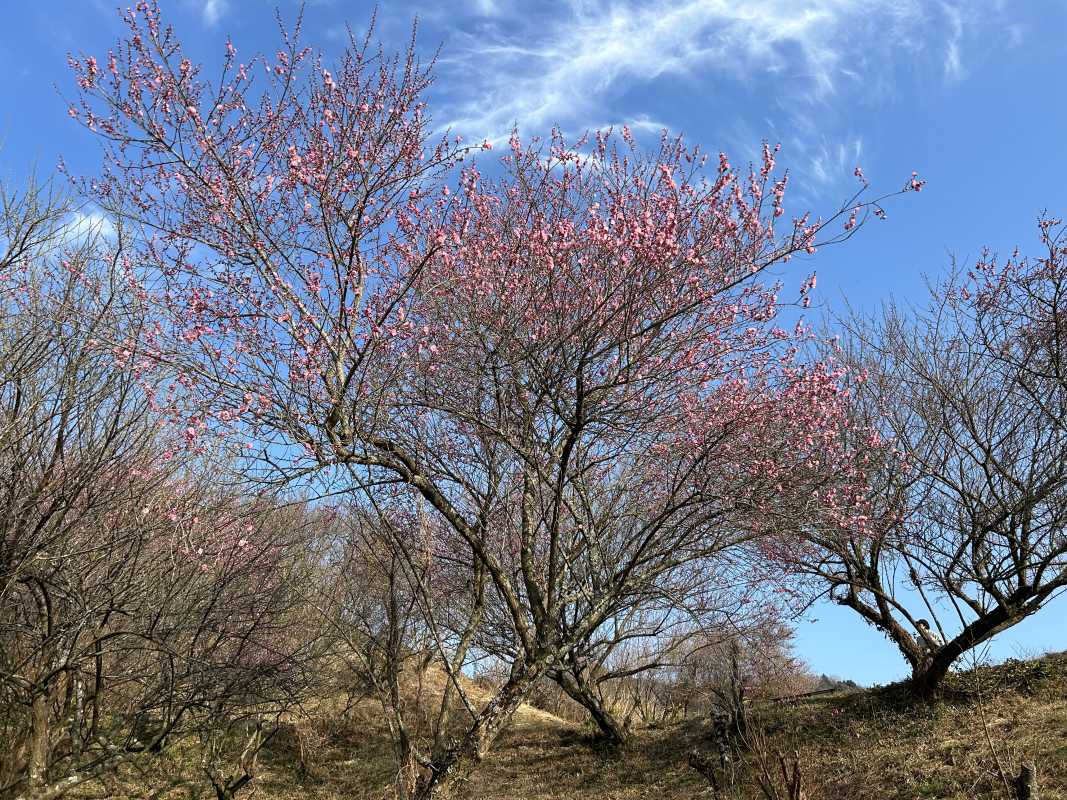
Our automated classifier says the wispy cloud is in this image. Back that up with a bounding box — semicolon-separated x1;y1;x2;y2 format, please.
61;210;116;246
468;0;503;16
201;0;229;27
942;3;965;81
431;1;936;139
808;137;864;188
418;0;1008;192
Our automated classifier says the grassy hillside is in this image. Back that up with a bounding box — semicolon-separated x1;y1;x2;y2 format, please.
81;652;1067;800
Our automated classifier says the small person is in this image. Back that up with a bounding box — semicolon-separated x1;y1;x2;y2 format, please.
708;712;731;769
915;618;943;652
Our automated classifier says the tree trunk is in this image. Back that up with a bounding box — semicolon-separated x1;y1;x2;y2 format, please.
907;608;1021;698
28;692;50;790
1015;763;1038;800
412;656;550;799
909;657;952;698
550;668;627;744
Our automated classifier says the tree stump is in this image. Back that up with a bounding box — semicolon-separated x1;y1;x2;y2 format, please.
1015;763;1038;800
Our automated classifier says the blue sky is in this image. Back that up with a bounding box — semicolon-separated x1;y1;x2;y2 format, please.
2;0;1065;684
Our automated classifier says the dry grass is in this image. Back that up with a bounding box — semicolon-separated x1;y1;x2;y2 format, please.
742;652;1067;800
70;652;1067;799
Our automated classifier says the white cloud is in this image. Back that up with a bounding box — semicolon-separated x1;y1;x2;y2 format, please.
942;3;965;81
431;1;1006;143
469;0;503;16
61;211;117;247
1004;23;1024;48
434;1;926;140
201;0;229;27
809;137;863;188
415;0;1010;195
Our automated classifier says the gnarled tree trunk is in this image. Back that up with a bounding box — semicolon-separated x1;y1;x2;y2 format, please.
549;667;628;744
412;654;554;799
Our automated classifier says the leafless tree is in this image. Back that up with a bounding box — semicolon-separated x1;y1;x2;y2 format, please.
310;497;489;800
0;181;325;799
534;556;772;742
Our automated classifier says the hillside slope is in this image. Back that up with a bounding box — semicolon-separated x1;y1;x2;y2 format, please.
80;652;1067;799
461;651;1067;800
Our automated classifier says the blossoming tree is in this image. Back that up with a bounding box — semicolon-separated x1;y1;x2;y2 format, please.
794;218;1067;696
70;4;917;794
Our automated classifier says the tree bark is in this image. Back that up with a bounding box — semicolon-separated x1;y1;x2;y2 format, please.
908;603;1026;697
549;668;627;744
909;656;951;698
412;655;551;799
1015;763;1038;800
28;692;50;791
